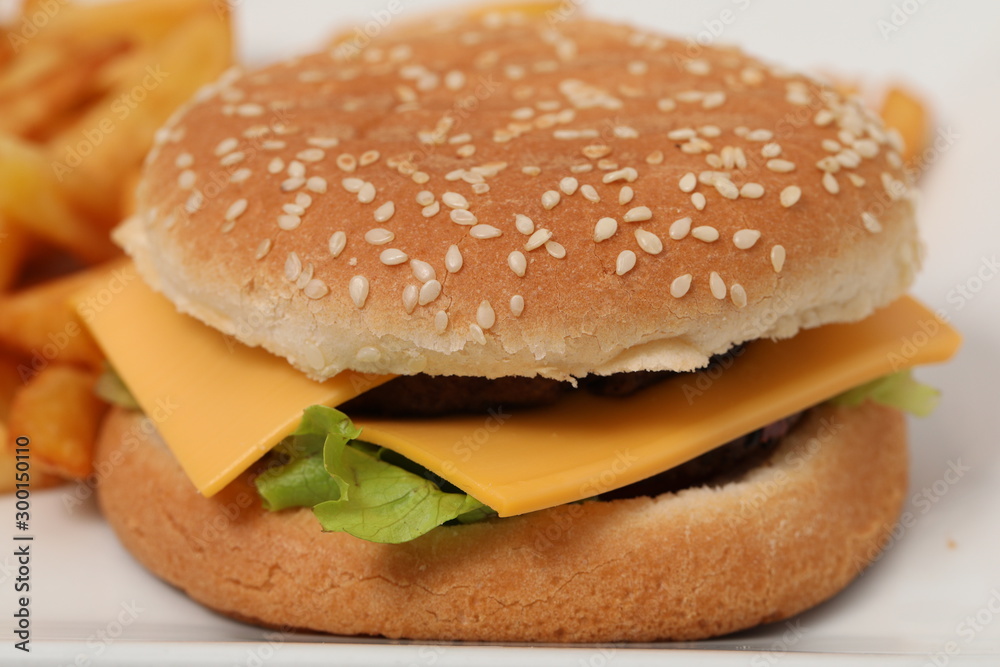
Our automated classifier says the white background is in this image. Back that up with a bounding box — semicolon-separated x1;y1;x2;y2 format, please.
2;1;1000;665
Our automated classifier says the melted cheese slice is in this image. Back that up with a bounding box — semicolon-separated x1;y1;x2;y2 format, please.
77;263;961;516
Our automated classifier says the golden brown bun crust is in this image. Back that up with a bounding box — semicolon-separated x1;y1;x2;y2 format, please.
119;11;920;381
97;402;906;642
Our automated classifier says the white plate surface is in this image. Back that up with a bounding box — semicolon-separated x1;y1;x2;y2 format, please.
2;1;999;665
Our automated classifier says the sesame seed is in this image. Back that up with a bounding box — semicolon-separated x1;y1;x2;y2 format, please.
365;228;394;245
445;245;463;273
619;186;634;205
508;250;528;277
690;225;719;243
670;274;692;298
445;70;465;90
709;272;727;299
175;153;194;169
360;150;380;167
761;143;782;158
542;190;561;210
822;172;840;195
268;158;285;174
358;182;376;204
545;241;567;258
510;295;525;317
861;212;882;233
646;150;664;165
848;173;866;188
669;217;692;240
380;248;408;266
284;252;302;281
287;161;306;179
740;183;765;199
746;129;774;142
814;109;835;127
456;144;476;158
283;203;305;216
668;128;696;141
816;156;841;173
336;154;357;172
416;191;435;206
714;179;740;200
702;91;726;109
178;170;196;189
593;217;618;242
699;125;721;138
780;186;802;208
443;192;469;209
469;323;487;345
822;139;841;153
450;209;477;225
634;229;663;255
304;279;329;300
853;139;879;159
306;177;327;193
733;229;761;250
402;285;419;314
603;167;638;184
470;224;503;239
278;214;301;230
419;280;442;305
580;185;600;203
409;259;436;283
613;126;639;139
513;214;535;236
476;301;497;330
341;177;364;193
657;98;677;112
836;150;862;169
349;276;370;308
308;137;340;149
329;231;346;257
623;206;652;223
434;310;449;333
356;346;380;362
422;202;441;218
280;177;303;192
730;284;748;309
373;201;395;223
560;177;579;196
583;144;612;159
691;192;707;210
225;199;248;221
221;151;247;167
570;164;593;174
525;228;553;251
679;172;697;193
615;250;637;276
767;159;796;173
262;140;286;151
522;166;541;176
771;245;786;272
215;137;239;156
255;239;272;260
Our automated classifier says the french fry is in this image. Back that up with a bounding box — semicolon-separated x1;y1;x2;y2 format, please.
0;267;106;373
18;0;228;51
0;214;31;292
0;353;21;423
880;86;929;164
50;8;233;226
0;420;67;493
0;132;118;261
7;364;107;480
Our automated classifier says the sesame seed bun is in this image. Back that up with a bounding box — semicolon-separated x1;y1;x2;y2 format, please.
96;400;907;642
116;11;920;381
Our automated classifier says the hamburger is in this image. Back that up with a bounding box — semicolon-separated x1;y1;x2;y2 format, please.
88;6;960;642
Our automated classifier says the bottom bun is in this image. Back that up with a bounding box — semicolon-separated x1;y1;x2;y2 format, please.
96;402;906;642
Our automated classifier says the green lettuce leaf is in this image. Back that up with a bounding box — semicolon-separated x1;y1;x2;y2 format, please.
832;370;940;417
95;366;140;411
255;406;494;544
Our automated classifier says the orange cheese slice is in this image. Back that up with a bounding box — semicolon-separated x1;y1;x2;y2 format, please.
77;262;961;516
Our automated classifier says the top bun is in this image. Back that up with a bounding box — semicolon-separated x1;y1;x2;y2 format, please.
119;8;921;381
